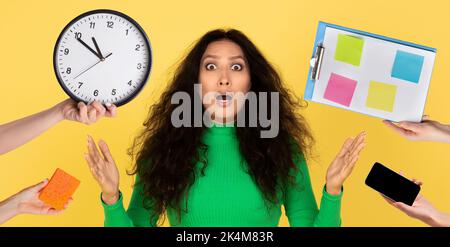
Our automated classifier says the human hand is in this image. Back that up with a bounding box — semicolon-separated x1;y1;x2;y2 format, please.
383;115;450;143
84;136;120;205
381;178;445;226
15;179;72;215
56;99;117;125
326;131;366;195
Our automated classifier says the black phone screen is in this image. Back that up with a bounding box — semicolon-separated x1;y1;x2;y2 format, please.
365;162;420;206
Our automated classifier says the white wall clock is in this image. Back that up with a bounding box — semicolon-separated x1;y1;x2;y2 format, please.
53;9;152;106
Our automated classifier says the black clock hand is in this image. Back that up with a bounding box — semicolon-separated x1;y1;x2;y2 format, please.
104;52;113;59
77;38;102;60
73;52;113;79
92;37;104;60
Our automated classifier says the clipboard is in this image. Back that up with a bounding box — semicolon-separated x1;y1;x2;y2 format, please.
305;21;437;122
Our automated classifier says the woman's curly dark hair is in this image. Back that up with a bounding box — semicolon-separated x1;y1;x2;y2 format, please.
128;29;314;225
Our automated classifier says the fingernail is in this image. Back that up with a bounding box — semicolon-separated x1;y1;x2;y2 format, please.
105;103;112;107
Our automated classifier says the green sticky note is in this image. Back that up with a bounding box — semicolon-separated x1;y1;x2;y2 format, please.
335;34;364;66
366;81;397;112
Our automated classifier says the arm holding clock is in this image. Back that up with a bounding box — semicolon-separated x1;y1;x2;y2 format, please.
0;99;117;155
1;10;146;155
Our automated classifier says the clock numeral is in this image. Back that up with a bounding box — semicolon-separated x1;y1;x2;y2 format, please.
78;82;83;88
66;67;71;74
137;63;142;70
107;21;114;28
111;89;117;95
90;22;96;29
93;90;99;96
64;48;69;55
135;44;141;51
125;29;129;36
127;80;132;86
75;32;82;39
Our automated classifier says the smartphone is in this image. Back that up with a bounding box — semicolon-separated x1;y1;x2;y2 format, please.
365;162;420;206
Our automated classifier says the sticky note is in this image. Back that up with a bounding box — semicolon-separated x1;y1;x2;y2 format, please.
366;81;397;112
391;50;424;83
39;168;80;210
334;34;364;66
323;73;358;107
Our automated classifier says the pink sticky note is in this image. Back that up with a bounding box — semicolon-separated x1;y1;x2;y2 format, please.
323;73;358;107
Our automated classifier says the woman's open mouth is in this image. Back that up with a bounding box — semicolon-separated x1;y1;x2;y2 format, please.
215;93;233;107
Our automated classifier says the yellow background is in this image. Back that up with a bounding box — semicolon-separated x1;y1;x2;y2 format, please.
1;0;449;227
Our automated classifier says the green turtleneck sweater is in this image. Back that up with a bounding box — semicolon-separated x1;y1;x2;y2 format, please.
101;124;343;226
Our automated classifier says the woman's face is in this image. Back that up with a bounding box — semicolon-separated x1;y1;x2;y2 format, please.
199;39;251;123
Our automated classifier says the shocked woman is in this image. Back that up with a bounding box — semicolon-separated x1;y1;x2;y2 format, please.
84;29;366;227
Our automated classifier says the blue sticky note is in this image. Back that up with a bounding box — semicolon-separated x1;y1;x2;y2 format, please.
391;50;424;83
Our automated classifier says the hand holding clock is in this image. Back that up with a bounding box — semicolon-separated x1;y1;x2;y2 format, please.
0;98;117;155
57;98;117;124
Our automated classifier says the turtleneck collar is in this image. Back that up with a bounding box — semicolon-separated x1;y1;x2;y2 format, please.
204;122;237;137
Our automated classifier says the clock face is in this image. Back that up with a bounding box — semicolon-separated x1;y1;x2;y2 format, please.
53;9;152;106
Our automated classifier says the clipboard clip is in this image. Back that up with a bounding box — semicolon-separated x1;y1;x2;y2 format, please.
310;44;325;81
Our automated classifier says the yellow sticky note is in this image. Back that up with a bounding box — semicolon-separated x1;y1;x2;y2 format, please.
366;81;397;112
334;34;364;66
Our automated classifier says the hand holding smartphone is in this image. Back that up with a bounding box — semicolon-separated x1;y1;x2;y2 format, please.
365;162;420;206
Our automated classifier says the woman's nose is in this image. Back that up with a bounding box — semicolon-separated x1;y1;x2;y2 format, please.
218;72;231;86
218;81;230;86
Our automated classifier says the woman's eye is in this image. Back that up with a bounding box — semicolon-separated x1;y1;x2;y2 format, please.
205;63;217;70
231;64;243;71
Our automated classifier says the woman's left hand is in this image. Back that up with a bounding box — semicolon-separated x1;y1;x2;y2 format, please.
325;131;366;195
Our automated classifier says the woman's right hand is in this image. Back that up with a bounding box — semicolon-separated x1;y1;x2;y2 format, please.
84;135;120;205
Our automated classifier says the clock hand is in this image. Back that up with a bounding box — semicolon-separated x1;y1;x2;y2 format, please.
104;52;113;59
73;52;113;80
92;37;104;60
73;60;101;80
77;37;102;60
